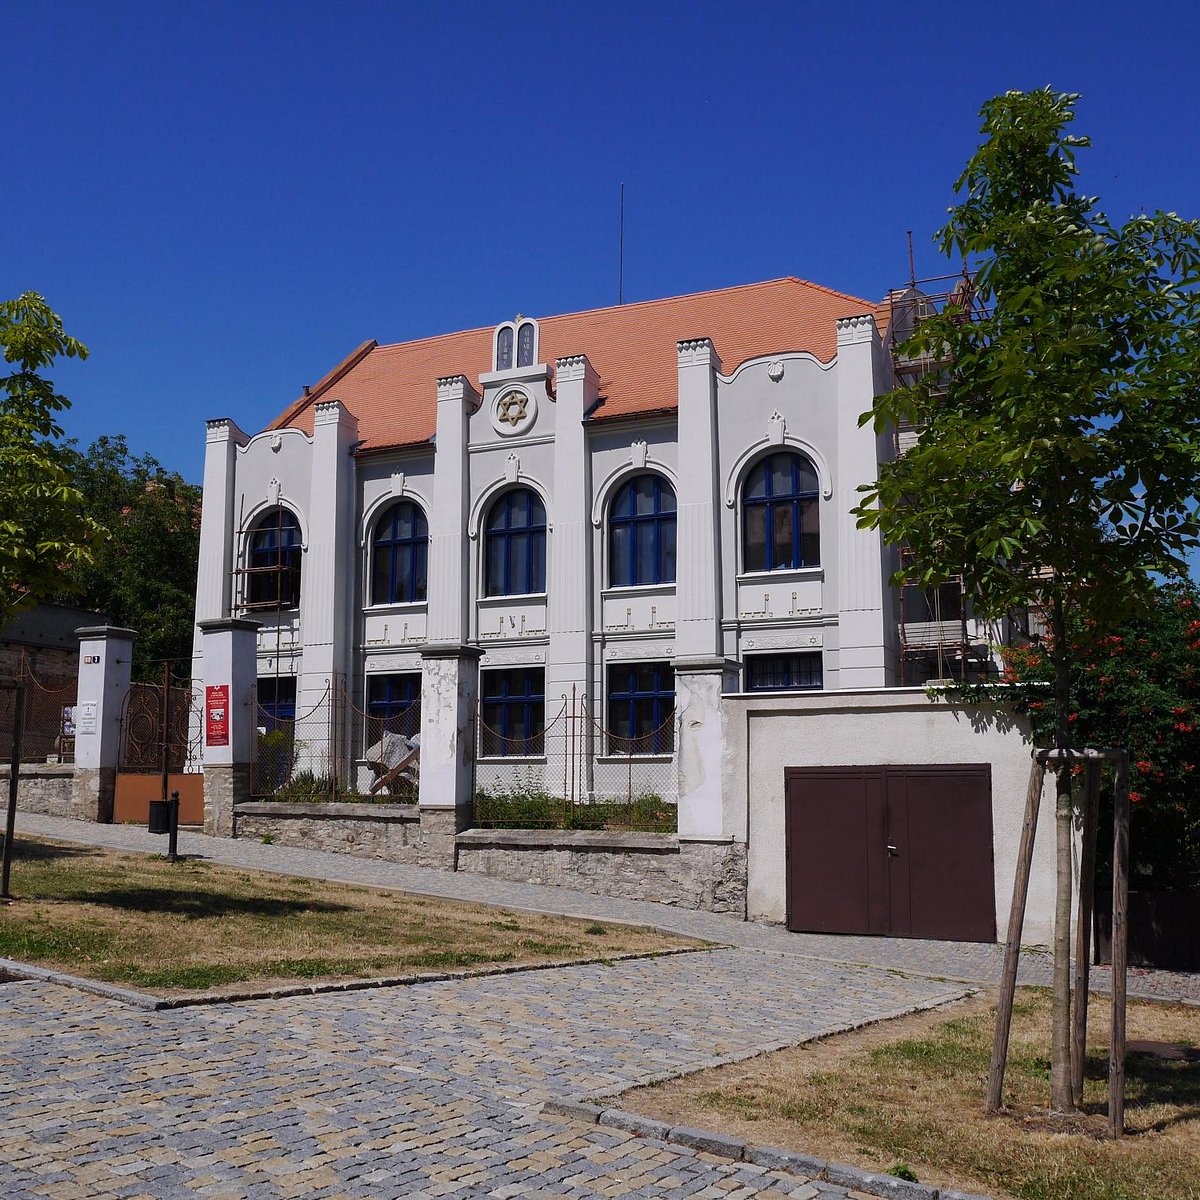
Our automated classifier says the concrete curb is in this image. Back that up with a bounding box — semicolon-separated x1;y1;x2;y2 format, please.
0;944;716;1010
540;989;996;1200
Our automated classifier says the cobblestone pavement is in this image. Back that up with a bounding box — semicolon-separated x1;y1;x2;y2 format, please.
2;945;967;1198
3;816;1196;1199
15;814;1200;1005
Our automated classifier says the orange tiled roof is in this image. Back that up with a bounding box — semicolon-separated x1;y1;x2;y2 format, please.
269;277;877;452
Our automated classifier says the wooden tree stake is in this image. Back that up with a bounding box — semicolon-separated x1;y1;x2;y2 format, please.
986;756;1046;1113
1109;753;1130;1138
1071;761;1101;1105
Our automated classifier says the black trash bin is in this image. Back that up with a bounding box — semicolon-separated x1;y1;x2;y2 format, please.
147;800;170;835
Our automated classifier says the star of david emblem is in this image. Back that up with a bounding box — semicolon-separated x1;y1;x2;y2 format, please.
497;391;529;428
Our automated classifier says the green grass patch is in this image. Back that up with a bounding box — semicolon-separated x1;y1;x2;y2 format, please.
0;838;705;995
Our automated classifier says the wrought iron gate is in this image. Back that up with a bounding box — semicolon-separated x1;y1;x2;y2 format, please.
115;667;204;824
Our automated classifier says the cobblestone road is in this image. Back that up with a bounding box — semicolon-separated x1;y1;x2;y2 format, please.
3;815;1196;1199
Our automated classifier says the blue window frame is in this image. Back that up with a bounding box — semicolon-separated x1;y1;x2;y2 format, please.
496;326;514;370
607;662;674;755
609;474;676;587
485;488;547;596
742;452;820;572
371;501;429;605
744;652;823;692
367;672;422;739
256;676;297;728
246;508;302;608
517;321;536;367
480;668;545;757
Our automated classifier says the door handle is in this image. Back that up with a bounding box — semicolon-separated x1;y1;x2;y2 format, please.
886;844;899;857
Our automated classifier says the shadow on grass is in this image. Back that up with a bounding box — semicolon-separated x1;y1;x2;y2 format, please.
1082;1049;1200;1131
12;840;92;863
47;887;352;920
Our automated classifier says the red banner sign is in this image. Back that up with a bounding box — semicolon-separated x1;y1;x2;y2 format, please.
205;685;230;747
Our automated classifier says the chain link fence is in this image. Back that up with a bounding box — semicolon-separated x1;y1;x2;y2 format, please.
0;653;78;764
473;691;677;832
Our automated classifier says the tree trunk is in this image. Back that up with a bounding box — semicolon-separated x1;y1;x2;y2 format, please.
1050;597;1075;1112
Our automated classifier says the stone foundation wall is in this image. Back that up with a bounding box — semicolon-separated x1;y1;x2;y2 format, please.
455;830;748;914
0;765;75;818
233;802;423;862
71;766;115;822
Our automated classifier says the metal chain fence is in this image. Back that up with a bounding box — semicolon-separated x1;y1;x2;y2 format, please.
472;690;677;832
0;652;78;765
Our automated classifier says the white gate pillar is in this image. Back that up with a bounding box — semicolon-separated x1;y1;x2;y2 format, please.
71;626;136;823
417;644;481;867
198;617;260;837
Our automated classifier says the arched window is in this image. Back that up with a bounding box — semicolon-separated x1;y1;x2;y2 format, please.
484;488;547;596
609;474;676;587
496;325;514;371
245;508;302;609
371;501;429;605
742;452;820;572
516;321;536;367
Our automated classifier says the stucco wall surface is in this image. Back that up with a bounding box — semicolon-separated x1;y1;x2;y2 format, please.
723;688;1059;945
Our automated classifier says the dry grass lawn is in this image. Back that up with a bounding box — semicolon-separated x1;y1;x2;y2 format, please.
623;988;1200;1200
0;839;706;996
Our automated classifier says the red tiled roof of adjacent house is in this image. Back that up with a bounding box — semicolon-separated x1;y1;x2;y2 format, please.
268;277;878;452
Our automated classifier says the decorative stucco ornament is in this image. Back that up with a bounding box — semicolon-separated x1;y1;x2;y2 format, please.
768;410;787;445
269;433;283;452
505;452;520;483
767;360;785;382
267;477;282;505
630;438;648;469
490;387;537;436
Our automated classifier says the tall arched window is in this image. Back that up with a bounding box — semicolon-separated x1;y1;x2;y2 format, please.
246;508;302;608
485;488;547;596
496;325;514;371
609;474;676;587
516;321;536;367
742;452;820;572
371;501;429;604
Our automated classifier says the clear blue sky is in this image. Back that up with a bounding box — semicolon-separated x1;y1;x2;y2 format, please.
7;1;1199;486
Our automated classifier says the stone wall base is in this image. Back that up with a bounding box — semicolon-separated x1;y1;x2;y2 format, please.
417;806;470;870
233;802;422;861
204;764;249;838
0;765;76;818
455;832;747;914
70;766;115;822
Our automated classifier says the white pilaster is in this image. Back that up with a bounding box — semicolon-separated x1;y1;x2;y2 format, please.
547;356;597;698
191;418;249;682
425;376;479;647
834;315;890;687
298;400;358;717
674;339;723;658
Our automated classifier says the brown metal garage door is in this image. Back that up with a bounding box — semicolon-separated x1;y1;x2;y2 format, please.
785;764;996;942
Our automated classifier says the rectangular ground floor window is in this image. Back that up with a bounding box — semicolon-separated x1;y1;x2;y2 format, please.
256;676;297;728
607;662;674;755
479;667;545;757
367;672;421;740
744;651;823;691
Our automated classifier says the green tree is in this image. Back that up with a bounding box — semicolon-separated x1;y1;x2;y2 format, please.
1002;581;1200;893
0;293;102;629
853;89;1200;1111
56;435;201;676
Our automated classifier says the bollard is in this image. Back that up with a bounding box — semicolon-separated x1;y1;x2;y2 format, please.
166;789;180;863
